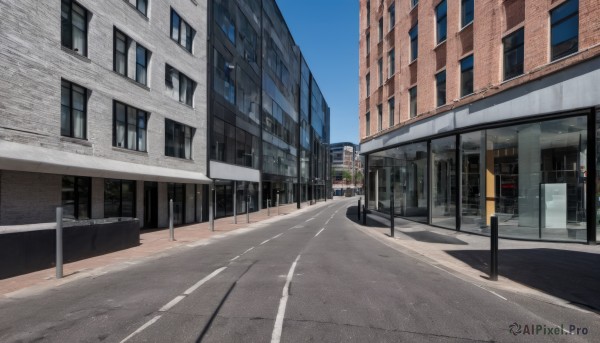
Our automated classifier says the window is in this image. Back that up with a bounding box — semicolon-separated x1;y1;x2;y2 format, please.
503;28;524;80
104;179;136;218
136;0;148;16
170;8;195;52
238;12;258;64
378;18;383;42
114;101;148;152
61;79;87;139
388;49;395;77
366;0;371;26
165;64;195;106
61;0;87;56
550;0;578;61
462;0;474;27
366;33;370;57
135;44;148;85
411;0;419;7
114;29;128;76
377;58;383;86
377;104;383;131
165;119;194;159
436;0;447;43
388;3;395;31
409;24;418;62
214;49;236;105
388;97;395;127
436;70;446;107
409;86;417;118
366;112;371;136
366;73;371;96
460;55;474;96
236;68;259;123
62;176;91;220
215;0;236;44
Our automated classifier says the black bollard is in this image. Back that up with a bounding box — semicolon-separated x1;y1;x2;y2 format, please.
358;198;361;221
362;204;367;225
390;196;394;237
490;216;498;281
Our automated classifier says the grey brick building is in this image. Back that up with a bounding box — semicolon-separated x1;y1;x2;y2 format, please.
0;0;210;228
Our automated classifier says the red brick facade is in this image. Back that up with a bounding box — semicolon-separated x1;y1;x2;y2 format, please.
359;0;600;143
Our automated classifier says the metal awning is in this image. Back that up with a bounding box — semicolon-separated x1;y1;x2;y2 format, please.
0;140;212;184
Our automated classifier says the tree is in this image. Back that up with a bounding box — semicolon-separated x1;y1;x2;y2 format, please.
342;170;352;185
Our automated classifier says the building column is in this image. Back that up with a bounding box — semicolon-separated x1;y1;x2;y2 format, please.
518;125;541;229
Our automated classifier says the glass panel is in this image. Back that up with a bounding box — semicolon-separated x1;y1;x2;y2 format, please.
503;28;524;80
436;0;447;43
62;176;76;219
184;126;192;159
431;136;456;229
115;103;126;148
461;55;474;96
72;3;86;54
409;87;417;118
136;0;147;15
462;0;474;27
137;112;147;152
77;177;90;219
121;180;135;218
115;31;127;75
136;45;147;85
171;11;180;41
127;107;136;150
461;131;485;232
436;71;446;107
104;179;121;218
61;1;71;48
551;15;579;60
409;25;418;61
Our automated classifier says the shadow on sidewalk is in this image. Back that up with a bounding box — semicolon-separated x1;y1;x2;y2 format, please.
446;248;600;314
345;206;388;229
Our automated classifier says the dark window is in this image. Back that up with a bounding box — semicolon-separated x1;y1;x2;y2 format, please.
551;0;578;61
165;64;195;106
388;97;395;127
167;183;185;225
462;0;474;27
238;12;258;64
409;87;417;118
215;0;236;44
436;0;447;43
378;17;383;42
62;176;91;220
388;3;395;30
211;118;225;161
61;0;87;56
104;179;136;218
366;73;370;96
378;58;383;86
136;44;148;85
61;79;87;139
436;70;446;107
460;55;474;96
388;49;395;77
170;8;195;52
113;101;148;152
366;33;370;57
411;0;419;7
366;0;371;26
366;112;370;136
377;104;382;131
213;49;235;105
409;24;418;62
114;29;128;76
136;0;147;16
165;119;194;159
503;28;524;80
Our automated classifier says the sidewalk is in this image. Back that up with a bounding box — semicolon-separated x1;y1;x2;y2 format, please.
0;199;334;298
349;207;600;315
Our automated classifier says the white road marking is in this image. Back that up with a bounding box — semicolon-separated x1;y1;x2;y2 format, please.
243;247;255;254
272;233;283;239
488;290;507;301
159;295;185;312
119;315;162;343
183;267;227;295
305;218;315;222
260;239;271;245
230;255;240;261
271;255;301;343
314;228;325;237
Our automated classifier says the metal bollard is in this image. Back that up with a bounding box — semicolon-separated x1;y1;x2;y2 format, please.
56;207;63;279
169;199;174;241
246;196;250;223
362;204;367;225
490;216;499;281
358;198;361;221
390;197;395;237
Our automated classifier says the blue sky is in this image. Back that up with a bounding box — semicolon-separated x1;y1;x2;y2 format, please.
276;0;359;144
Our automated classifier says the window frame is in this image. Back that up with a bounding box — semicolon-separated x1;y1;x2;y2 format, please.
61;0;88;56
436;70;446;107
388;48;395;77
104;179;136;218
503;28;525;81
388;3;395;31
461;0;474;28
378;17;383;42
135;43;149;85
388;97;395;127
436;0;447;44
165;64;196;106
365;112;371;136
170;8;195;53
409;24;418;62
62;175;91;220
550;0;579;61
61;79;87;140
136;0;148;16
165;118;194;160
113;100;148;152
377;104;383;131
460;54;474;97
377;58;383;86
113;28;128;77
409;86;417;118
366;73;371;97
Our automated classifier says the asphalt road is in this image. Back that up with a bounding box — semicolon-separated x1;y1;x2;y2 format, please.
0;198;598;342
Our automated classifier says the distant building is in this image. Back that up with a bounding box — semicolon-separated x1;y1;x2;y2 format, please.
330;143;362;196
359;0;600;243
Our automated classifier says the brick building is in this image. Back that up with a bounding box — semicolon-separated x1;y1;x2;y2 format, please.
359;0;600;243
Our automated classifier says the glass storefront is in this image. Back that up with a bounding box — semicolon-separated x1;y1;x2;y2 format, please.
367;113;591;242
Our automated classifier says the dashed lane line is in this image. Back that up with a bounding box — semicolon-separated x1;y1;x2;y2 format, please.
271;254;301;343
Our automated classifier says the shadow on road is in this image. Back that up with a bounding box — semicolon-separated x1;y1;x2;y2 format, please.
345;206;388;229
446;248;600;314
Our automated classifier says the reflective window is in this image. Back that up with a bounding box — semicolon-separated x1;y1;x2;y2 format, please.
366;0;371;26
165;64;195;106
388;97;395;127
167;183;185;225
61;79;87;139
170;8;195;52
411;0;419;7
388;49;395;77
409;24;418;62
377;104;382;131
365;112;370;136
409;86;417;118
113;101;148;152
104;179;136;218
136;44;149;85
213;50;235;105
551;0;578;61
436;0;447;43
136;0;147;16
114;29;128;76
165;119;194;159
503;28;524;80
236;67;259;123
62;176;91;220
366;73;370;96
378;17;383;42
460;131;485;232
432;136;456;229
378;58;383;86
436;70;446;107
388;3;395;30
238;12;258;64
462;0;474;27
460;55;474;97
61;0;87;56
366;33;370;57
